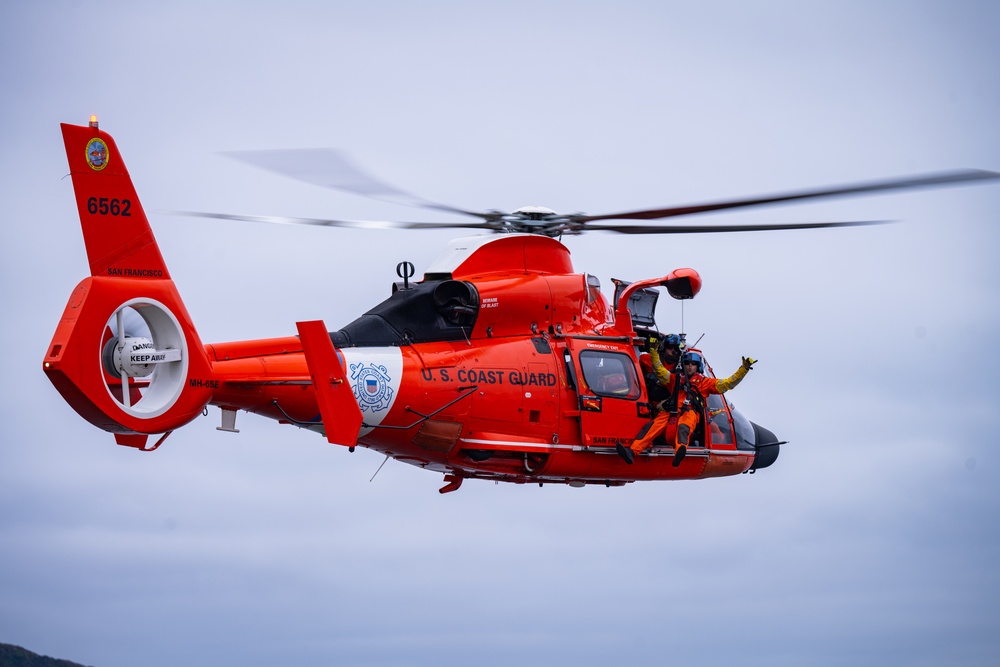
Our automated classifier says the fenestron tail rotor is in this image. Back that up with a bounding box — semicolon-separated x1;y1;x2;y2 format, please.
100;300;188;417
163;147;1000;237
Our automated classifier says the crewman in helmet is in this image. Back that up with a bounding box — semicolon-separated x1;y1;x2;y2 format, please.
640;333;681;401
657;334;682;372
617;346;756;467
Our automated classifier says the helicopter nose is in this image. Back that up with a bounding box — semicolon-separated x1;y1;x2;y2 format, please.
750;421;781;471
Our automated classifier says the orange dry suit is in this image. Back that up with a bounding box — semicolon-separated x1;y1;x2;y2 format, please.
629;349;750;456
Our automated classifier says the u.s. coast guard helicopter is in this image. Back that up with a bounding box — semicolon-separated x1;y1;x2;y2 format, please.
42;117;999;492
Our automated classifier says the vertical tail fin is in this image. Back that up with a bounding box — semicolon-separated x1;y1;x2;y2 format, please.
61;121;170;279
44;120;213;440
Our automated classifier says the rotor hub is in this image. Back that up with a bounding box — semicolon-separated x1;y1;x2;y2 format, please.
512;205;558;220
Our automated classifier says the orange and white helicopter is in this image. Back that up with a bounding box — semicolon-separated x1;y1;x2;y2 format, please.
43;118;999;493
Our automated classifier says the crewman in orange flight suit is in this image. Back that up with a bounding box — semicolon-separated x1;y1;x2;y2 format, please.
640;333;682;391
617;343;756;467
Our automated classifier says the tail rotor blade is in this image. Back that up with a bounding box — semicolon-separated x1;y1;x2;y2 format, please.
116;309;129;409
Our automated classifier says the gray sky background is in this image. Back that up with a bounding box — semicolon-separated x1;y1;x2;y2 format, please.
2;1;999;666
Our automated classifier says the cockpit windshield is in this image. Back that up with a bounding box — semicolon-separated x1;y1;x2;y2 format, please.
729;399;756;451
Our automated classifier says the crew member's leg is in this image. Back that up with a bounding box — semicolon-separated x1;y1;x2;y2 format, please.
617;411;669;464
672;410;700;467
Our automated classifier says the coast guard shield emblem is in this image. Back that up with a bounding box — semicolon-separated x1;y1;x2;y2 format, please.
350;362;394;413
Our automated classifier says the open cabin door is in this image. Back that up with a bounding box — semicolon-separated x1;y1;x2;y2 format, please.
564;337;649;449
612;278;660;333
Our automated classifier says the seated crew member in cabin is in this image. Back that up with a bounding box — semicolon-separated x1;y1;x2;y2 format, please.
639;334;680;404
655;334;682;372
617;345;755;467
619;334;680;463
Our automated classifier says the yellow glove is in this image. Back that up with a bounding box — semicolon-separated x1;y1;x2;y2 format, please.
649;347;671;384
716;363;750;393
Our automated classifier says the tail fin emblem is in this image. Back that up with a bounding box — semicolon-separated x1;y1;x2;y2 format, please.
86;138;109;171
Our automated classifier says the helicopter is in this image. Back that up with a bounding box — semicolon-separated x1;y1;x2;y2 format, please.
43;118;1000;493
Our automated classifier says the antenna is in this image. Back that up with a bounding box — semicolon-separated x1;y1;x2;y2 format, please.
396;261;415;290
370;454;390;482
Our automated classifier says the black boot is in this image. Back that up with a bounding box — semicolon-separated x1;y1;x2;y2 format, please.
671;445;687;467
673;425;691;467
616;443;634;464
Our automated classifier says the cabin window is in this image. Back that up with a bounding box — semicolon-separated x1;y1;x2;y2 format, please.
578;350;641;400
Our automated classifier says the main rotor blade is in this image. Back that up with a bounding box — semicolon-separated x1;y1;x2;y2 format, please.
161;210;500;232
223;148;492;220
582;219;893;234
583;220;896;234
573;169;1000;223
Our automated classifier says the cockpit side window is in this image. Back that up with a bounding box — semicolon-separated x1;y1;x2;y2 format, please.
586;274;601;303
707;394;733;445
578;350;641;400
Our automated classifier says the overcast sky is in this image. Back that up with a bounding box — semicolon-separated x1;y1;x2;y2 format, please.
2;1;1000;666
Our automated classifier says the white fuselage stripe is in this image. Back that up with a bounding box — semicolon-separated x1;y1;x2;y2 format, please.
458;437;755;456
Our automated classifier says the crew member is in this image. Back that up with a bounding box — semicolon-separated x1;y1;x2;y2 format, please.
617;348;755;467
622;334;683;463
656;334;682;373
640;334;681;403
